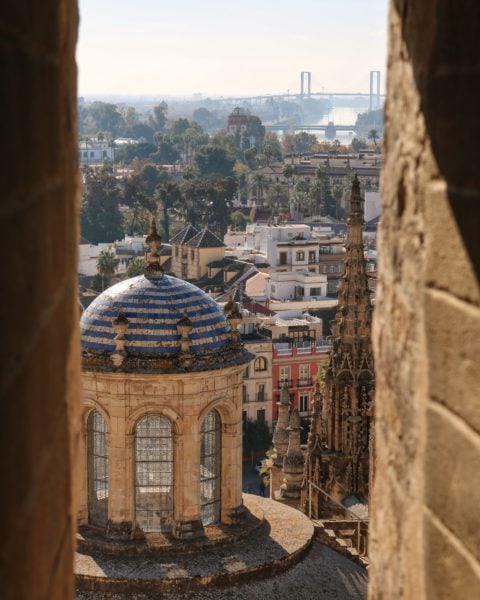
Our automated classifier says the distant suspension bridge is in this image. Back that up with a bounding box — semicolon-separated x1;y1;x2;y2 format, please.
217;71;382;137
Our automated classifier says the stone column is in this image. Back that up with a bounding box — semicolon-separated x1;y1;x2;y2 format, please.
173;412;204;540
221;418;245;524
105;391;131;539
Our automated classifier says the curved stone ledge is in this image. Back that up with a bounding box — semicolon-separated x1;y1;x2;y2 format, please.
75;495;314;595
77;503;266;556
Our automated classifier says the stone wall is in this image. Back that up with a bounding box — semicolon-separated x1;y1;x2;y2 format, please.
370;2;480;599
0;2;80;600
78;368;245;533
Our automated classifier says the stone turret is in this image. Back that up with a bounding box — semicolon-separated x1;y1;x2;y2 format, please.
272;384;291;466
281;409;304;499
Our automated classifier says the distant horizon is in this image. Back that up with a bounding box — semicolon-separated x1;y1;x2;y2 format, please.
77;0;388;97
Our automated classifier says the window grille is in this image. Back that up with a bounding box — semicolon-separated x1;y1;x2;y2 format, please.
135;414;173;533
200;410;221;526
87;410;109;527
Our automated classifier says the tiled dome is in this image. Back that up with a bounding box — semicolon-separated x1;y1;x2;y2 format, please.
81;274;230;356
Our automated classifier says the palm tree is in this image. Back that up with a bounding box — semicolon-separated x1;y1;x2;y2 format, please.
249;173;269;206
368;129;379;146
126;256;145;278
267;183;289;216
155;181;182;241
96;248;119;290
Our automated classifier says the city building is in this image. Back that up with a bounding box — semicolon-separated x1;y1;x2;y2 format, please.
260;313;329;421
267;269;328;301
227;106;249;134
78;138;114;164
170;224;225;280
240;318;273;427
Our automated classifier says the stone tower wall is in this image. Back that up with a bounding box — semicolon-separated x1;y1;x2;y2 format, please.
370;2;480;599
0;2;80;600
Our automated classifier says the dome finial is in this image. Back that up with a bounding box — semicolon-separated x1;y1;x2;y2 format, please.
144;215;164;280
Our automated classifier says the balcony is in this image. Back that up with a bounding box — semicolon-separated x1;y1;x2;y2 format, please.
276;379;294;389
273;338;330;357
275;379;314;390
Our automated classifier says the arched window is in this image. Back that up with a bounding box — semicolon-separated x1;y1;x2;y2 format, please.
200;410;221;526
254;356;267;371
87;410;109;527
135;414;173;533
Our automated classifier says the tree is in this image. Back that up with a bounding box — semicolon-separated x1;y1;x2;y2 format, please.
155;180;182;241
87;101;124;137
96;248;119;291
368;129;379;146
322;177;337;218
229;210;249;230
192;107;223;132
351;137;368;152
80;165;124;243
261;132;282;165
126;256;145;278
122;174;156;213
292;179;310;217
282;132;317;155
266;183;289;215
195;145;235;178
249;173;269;206
242;419;272;464
149;101;168;131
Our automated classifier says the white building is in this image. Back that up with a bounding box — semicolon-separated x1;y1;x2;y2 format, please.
267;270;328;301
78;243;111;276
79;139;114;164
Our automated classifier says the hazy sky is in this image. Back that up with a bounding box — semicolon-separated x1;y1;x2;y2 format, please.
77;0;388;97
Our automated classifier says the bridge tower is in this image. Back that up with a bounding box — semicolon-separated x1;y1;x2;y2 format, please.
369;71;381;111
300;71;312;98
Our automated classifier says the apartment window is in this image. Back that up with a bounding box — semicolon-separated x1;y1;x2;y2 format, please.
244;366;249;378
242;385;247;402
279;252;287;265
279;367;290;384
257;384;265;402
299;364;310;385
310;287;322;296
254;357;267;371
323;265;327;273
299;394;310;413
191;250;195;261
296;251;305;261
257;409;266;423
175;246;179;257
308;251;316;263
271;285;276;293
330;265;335;273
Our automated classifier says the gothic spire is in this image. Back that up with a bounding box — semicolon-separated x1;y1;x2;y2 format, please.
304;176;375;504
